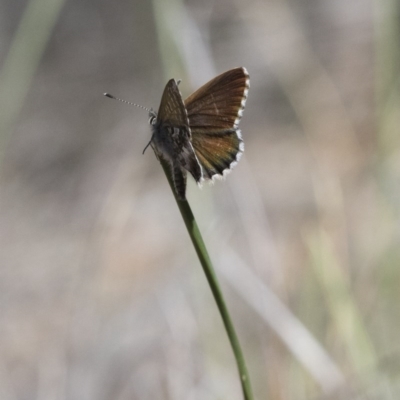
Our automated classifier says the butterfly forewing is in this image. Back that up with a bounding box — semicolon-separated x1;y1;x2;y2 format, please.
184;67;249;179
185;67;249;131
157;79;189;127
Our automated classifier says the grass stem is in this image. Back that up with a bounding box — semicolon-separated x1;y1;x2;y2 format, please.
160;159;254;400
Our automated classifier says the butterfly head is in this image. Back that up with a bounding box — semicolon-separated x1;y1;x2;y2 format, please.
148;109;157;126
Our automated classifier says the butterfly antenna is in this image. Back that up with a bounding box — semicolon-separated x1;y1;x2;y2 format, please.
103;93;151;113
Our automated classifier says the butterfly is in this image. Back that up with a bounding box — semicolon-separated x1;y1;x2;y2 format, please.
105;67;249;200
148;67;249;200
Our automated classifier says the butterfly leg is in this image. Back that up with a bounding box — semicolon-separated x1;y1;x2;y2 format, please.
142;133;155;154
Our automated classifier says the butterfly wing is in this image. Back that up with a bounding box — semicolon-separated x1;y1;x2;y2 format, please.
184;67;249;179
157;79;188;126
152;79;202;199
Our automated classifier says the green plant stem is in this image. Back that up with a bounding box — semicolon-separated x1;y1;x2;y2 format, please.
160;159;254;400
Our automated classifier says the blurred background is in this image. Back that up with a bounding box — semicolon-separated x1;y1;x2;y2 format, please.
1;0;400;399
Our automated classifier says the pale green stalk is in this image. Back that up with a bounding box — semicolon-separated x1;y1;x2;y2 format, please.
160;159;254;400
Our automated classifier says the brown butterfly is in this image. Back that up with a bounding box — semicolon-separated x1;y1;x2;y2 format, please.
105;68;249;200
147;67;249;200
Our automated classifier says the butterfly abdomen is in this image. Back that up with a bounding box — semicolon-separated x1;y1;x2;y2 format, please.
151;119;202;199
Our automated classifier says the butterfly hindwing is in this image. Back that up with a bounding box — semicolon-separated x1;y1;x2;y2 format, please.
191;130;243;179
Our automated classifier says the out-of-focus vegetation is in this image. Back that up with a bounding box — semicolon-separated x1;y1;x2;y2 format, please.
0;0;399;399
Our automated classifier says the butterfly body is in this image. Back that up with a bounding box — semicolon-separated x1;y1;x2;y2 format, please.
150;67;249;200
